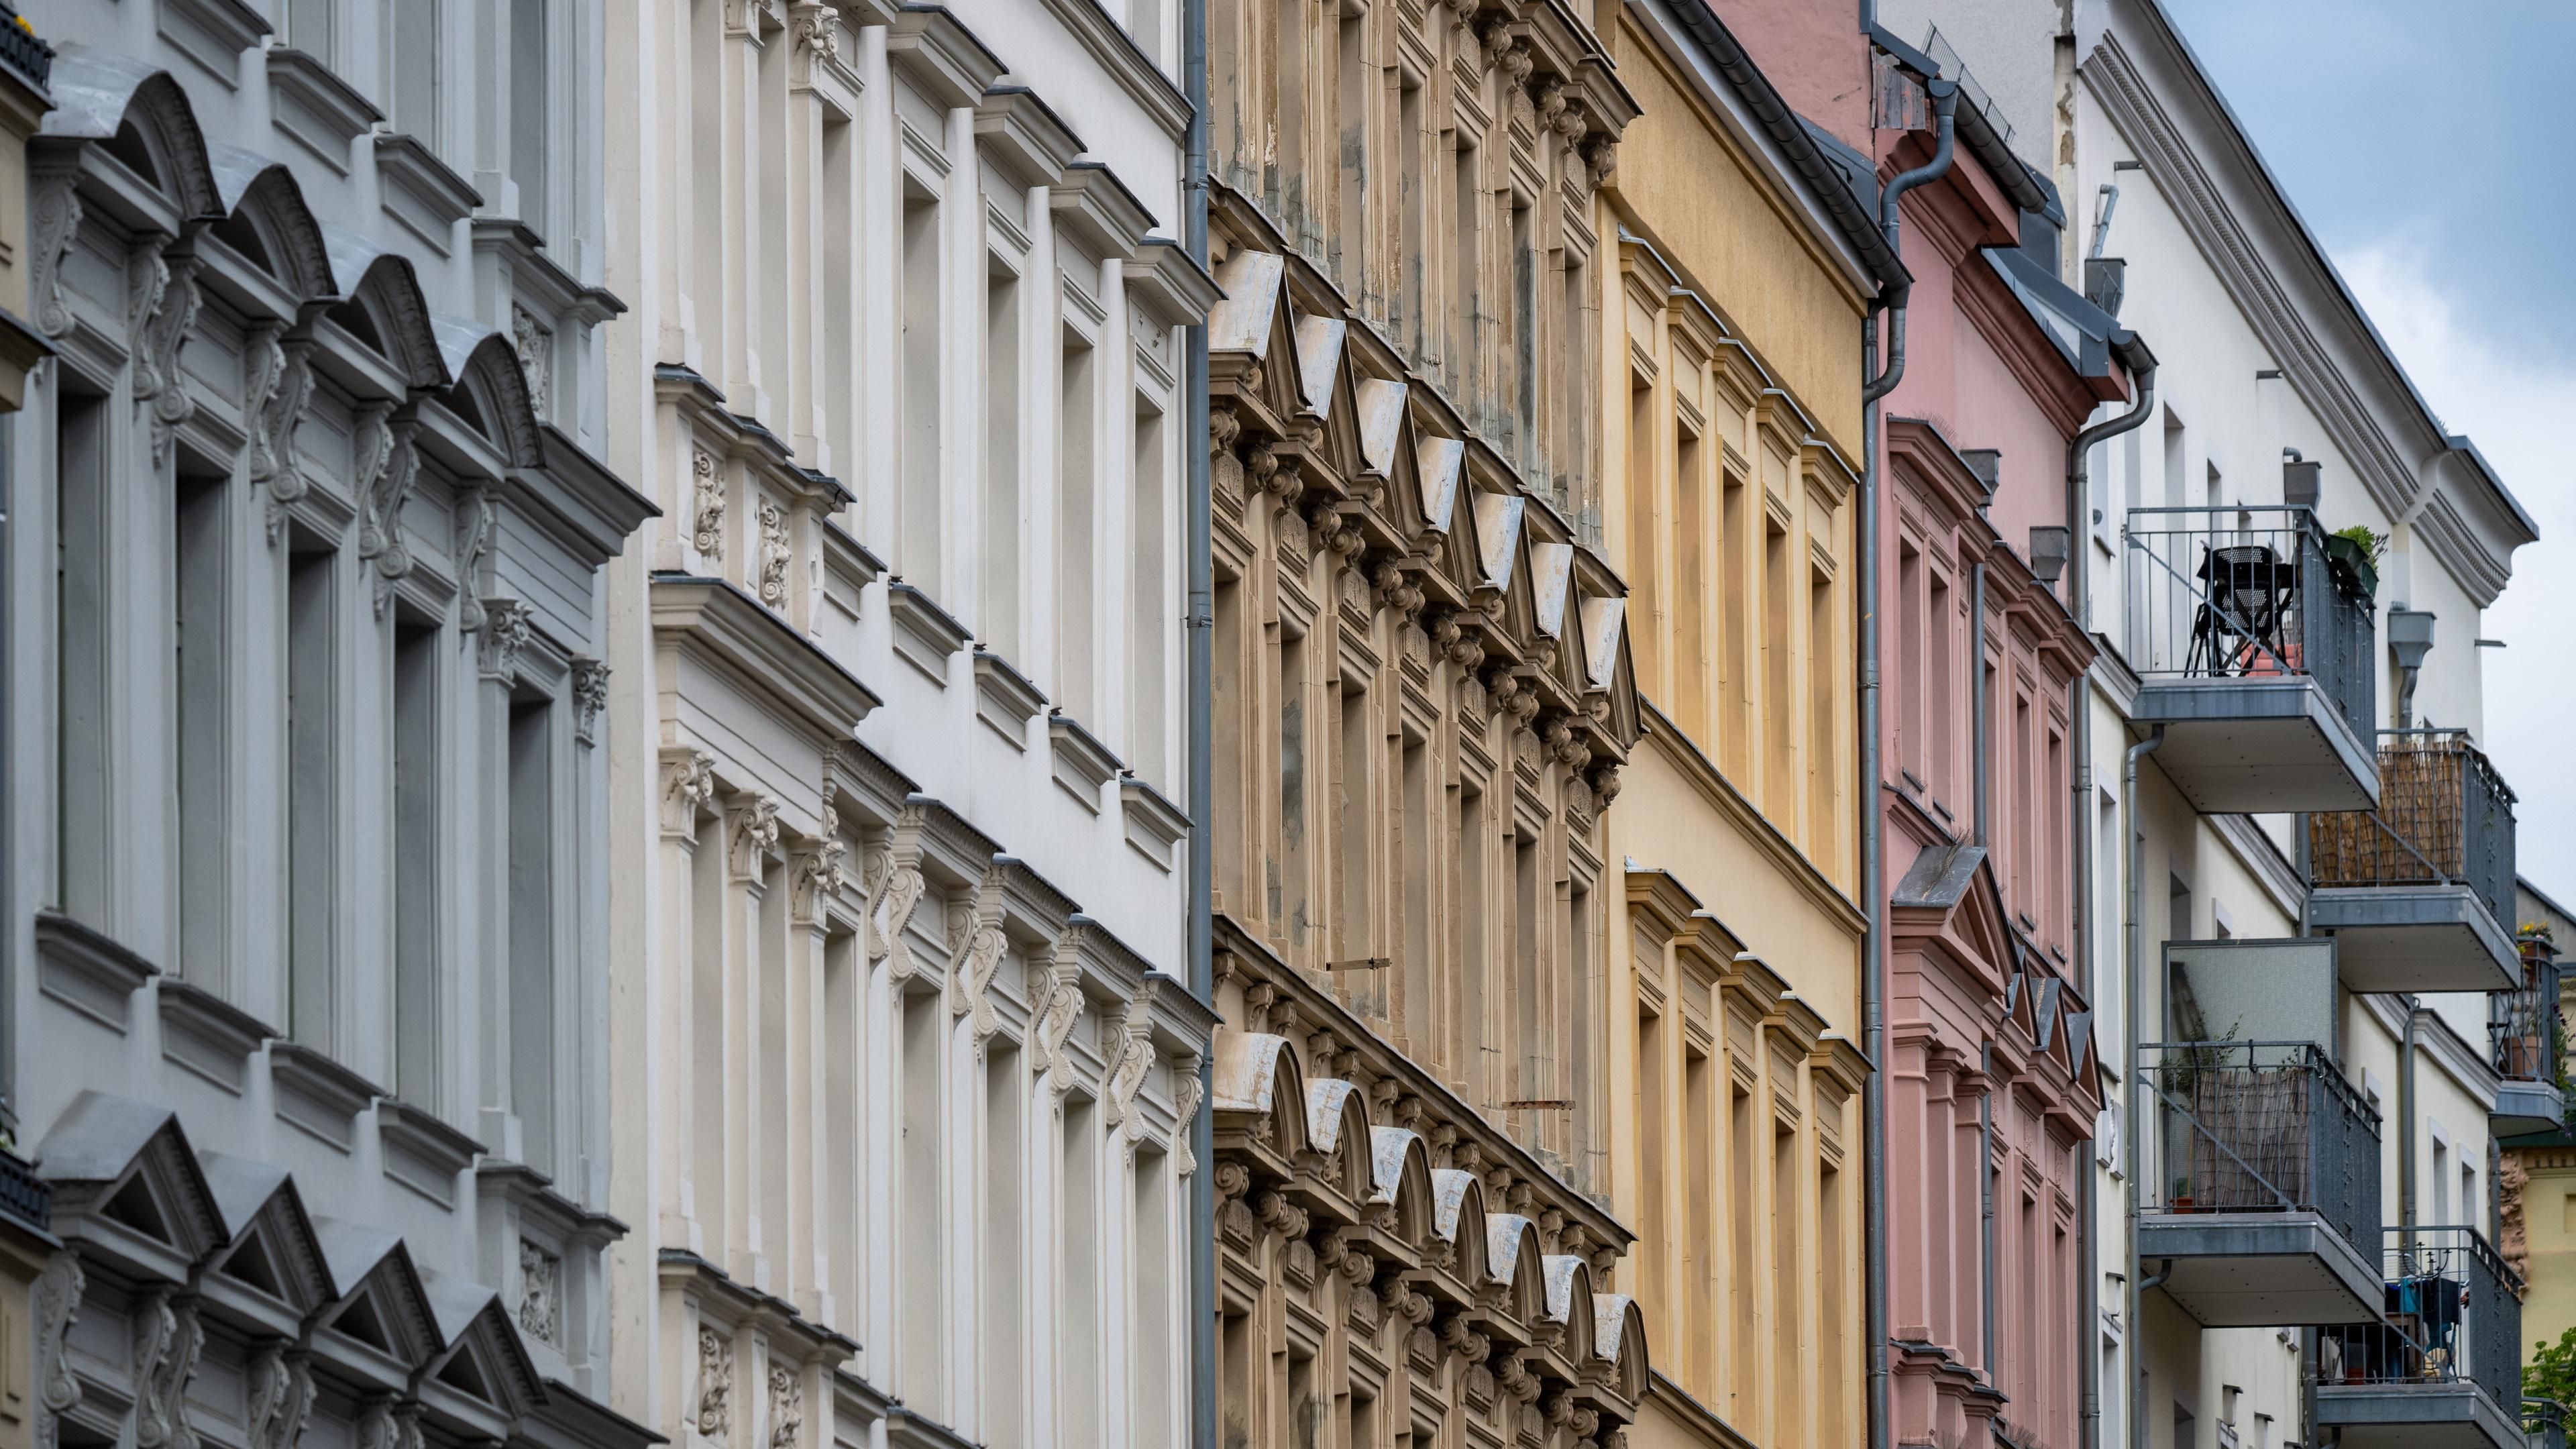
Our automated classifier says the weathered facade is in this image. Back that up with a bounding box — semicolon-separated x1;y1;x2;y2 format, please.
10;9;648;1449
597;4;1218;1449
1197;0;1652;1440
1589;1;1891;1444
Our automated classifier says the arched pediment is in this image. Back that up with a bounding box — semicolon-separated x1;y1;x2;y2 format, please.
1472;492;1526;594
1365;1127;1433;1242
1429;1169;1489;1287
205;144;335;300
41;46;221;222
1212;1030;1309;1159
1485;1213;1547;1322
34;1091;228;1281
1541;1254;1597;1362
1305;1079;1371;1195
1593;1293;1648;1399
1415;435;1466;534
433;315;543;468
321;228;449;390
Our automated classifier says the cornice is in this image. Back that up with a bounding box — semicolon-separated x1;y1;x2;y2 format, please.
651;574;882;737
1031;0;1193;140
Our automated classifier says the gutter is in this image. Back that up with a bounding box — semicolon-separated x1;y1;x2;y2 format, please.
2067;327;2153;1449
1664;0;1911;292
1182;0;1216;1444
2123;726;2164;1449
1866;20;2061;224
1861;74;1955;1449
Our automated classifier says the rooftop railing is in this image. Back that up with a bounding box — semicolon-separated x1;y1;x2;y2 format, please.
2310;729;2518;926
2144;1040;2381;1250
2122;505;2377;743
2324;1226;2524;1415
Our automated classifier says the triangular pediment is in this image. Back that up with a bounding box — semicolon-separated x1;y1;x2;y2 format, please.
36;1091;226;1280
311;1218;444;1372
417;1269;546;1424
200;1151;336;1319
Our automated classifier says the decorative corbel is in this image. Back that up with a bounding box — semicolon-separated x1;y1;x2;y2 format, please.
724;794;782;884
948;867;1008;1040
661;749;717;839
476;599;536;682
570;657;610;745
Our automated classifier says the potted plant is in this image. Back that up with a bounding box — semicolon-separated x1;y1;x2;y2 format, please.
2327;524;2385;600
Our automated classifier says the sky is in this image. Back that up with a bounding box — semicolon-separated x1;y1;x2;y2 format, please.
2159;0;2576;907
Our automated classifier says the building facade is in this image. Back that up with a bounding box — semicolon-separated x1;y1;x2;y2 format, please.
1195;0;1654;1443
1589;1;1893;1444
595;5;1218;1449
11;9;650;1449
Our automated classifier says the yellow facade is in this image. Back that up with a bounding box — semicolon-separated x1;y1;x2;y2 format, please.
1597;7;1875;1447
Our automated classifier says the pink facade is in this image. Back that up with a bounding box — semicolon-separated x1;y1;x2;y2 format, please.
1873;107;2112;1449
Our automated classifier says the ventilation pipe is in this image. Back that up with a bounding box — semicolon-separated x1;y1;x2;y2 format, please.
1862;73;1956;1449
1183;0;1216;1441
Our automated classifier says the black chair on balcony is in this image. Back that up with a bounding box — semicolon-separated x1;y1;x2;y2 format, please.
2188;543;2297;678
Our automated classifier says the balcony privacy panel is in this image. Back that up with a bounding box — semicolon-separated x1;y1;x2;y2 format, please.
2167;938;2339;1053
2310;730;2518;926
2147;1041;2381;1249
2123;504;2376;739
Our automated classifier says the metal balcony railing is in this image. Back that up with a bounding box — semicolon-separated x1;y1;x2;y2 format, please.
2310;729;2518;926
2324;1227;2524;1414
2493;953;2562;1088
2144;1040;2382;1249
2122;505;2377;742
2526;1399;2567;1449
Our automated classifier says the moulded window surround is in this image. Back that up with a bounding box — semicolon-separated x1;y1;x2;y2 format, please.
392;612;443;1105
507;695;558;1175
1450;135;1477;399
54;384;110;925
286;537;339;1051
174;457;230;989
1057;323;1099;722
1762;517;1790;812
1277;628;1309;952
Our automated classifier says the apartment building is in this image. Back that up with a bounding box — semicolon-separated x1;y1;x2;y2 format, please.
1589;1;1898;1444
594;5;1218;1449
10;9;649;1449
1859;7;2542;1449
1193;0;1653;1443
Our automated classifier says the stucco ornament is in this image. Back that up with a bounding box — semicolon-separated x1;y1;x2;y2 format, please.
727;796;782;881
477;599;537;682
245;327;317;542
131;1289;203;1449
517;1239;564;1347
692;449;727;564
754;496;792;608
571;658;611;745
1103;1006;1156;1130
949;872;1008;1039
766;1364;802;1449
246;1344;316;1449
356;408;425;616
455;487;500;631
696;1326;735;1438
512;306;553;421
663;749;717;836
863;826;927;979
789;826;848;922
30;162;79;339
1172;1053;1205;1175
1029;944;1087;1086
356;1398;423;1449
32;1252;83;1449
134;251;204;469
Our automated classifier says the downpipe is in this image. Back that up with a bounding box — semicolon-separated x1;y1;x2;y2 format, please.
1862;76;1955;1449
2067;350;2154;1449
1183;0;1216;1441
2123;726;2164;1449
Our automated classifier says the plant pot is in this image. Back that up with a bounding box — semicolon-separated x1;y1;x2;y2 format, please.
2326;534;2378;600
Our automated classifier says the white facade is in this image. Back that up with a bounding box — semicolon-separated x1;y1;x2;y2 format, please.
9;5;645;1449
595;5;1217;1449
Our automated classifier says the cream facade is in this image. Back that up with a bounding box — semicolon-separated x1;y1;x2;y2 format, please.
10;9;649;1449
596;5;1218;1449
1591;3;1886;1446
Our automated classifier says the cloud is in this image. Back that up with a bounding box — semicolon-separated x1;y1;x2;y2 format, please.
2336;239;2576;898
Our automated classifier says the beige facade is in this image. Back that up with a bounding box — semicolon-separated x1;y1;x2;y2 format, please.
1593;5;1877;1446
1196;0;1654;1442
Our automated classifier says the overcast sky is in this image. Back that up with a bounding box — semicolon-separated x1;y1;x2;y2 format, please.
2159;0;2576;908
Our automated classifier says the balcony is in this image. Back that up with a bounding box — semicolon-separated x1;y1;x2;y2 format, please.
2308;731;2519;992
2525;1400;2565;1449
2320;1226;2526;1449
2491;945;2565;1136
2139;1040;2383;1326
2122;506;2378;812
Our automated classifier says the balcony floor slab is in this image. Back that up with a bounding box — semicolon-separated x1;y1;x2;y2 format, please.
2317;1381;2522;1449
2494;1079;2565;1139
2140;1210;2383;1326
2131;677;2378;813
2310;885;2518;992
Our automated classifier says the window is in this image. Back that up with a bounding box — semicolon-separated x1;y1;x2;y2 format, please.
387;0;439;139
825;928;861;1318
1279;627;1309;951
174;458;229;986
54;384;109;922
511;0;549;233
1397;733;1430;1049
1057;325;1097;720
900;191;943;590
507;698;557;1171
1721;467;1749;776
1336;5;1366;297
392;614;441;1102
1625;374;1658;687
1451;134;1478;394
1335;675;1372;998
1675;425;1708;737
983;266;1022;657
1130;1148;1172;1449
1809;561;1837;863
901;987;945;1408
985;1042;1024;1446
1637;1001;1669;1341
283;0;333;62
286;541;339;1048
1127;398;1167;775
1059;1096;1101;1448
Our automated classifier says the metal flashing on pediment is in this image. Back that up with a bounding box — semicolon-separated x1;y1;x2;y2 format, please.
1048;712;1122;814
972;649;1046;749
885;580;969;684
156;978;271;1095
33;911;156;1034
1120;774;1190;872
264;48;379;175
